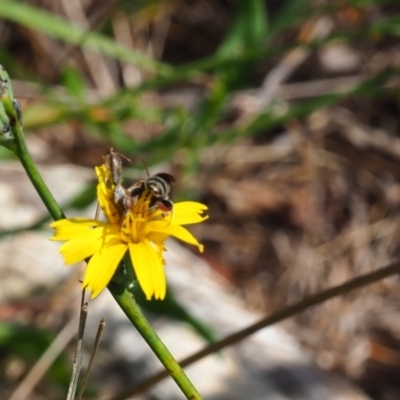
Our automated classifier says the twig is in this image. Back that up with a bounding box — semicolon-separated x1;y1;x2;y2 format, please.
66;291;88;400
76;317;106;400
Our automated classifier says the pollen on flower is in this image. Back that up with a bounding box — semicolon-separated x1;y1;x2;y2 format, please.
50;151;208;300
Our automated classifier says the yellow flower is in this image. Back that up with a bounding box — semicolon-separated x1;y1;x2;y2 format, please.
50;165;208;300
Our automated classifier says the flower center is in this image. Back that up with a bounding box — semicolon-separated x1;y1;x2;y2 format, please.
119;189;170;244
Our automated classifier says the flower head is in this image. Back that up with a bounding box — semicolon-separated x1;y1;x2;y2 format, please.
50;162;207;300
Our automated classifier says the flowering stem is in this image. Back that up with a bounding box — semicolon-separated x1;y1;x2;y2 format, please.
108;256;203;400
1;66;202;399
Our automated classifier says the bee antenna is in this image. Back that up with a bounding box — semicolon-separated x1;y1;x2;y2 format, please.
141;158;150;178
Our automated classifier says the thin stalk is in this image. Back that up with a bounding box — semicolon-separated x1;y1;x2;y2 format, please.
13;122;65;221
108;267;203;400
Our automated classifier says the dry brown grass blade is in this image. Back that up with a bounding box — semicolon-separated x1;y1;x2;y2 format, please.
76;317;106;400
66;290;88;400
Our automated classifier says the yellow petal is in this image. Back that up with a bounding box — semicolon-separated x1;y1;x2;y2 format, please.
50;218;104;241
143;240;166;300
83;240;127;298
128;242;151;298
151;224;204;252
95;165;111;187
147;231;168;245
58;226;112;264
129;240;166;300
172;202;208;225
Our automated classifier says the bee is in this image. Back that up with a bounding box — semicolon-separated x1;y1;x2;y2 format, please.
103;149;175;213
128;173;175;212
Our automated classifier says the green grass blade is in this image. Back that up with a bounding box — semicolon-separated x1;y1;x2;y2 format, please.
218;0;268;58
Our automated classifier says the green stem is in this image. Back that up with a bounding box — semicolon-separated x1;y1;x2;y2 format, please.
14;124;65;221
108;278;203;400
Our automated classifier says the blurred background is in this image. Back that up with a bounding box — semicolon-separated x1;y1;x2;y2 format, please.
2;0;400;399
